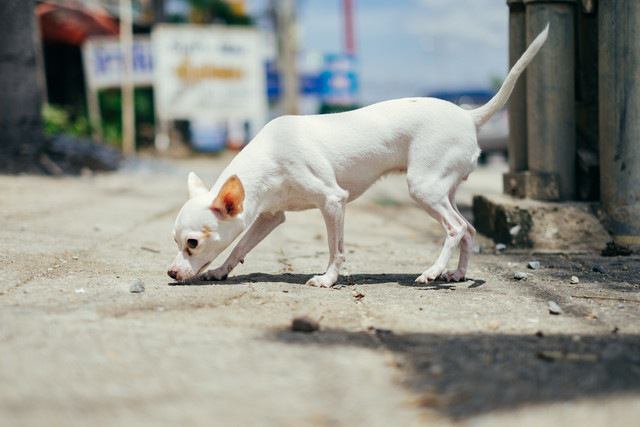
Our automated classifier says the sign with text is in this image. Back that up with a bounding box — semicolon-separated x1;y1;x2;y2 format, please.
152;24;267;126
82;36;153;89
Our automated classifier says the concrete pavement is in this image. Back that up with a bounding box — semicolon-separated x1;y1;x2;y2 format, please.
1;154;639;426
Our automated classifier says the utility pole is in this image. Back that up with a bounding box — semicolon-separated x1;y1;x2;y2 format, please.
0;0;44;173
343;0;355;55
120;0;136;155
274;0;299;115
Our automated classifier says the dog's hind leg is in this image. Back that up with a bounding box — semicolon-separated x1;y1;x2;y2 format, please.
407;172;468;283
440;188;476;282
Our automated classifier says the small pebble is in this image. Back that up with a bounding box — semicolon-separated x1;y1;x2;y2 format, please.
74;288;86;294
487;320;501;331
430;364;443;376
352;290;365;300
291;316;319;333
372;327;393;337
570;276;580;284
495;243;507;251
527;261;541;270
129;279;145;293
548;300;563;315
513;271;528;280
592;264;607;274
72;256;79;260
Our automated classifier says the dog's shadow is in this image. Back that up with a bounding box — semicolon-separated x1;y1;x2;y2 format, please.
170;272;485;289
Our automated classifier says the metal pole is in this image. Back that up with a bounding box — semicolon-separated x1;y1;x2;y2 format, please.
120;0;136;155
275;0;298;115
506;0;527;173
524;0;576;200
343;0;355;55
599;0;640;246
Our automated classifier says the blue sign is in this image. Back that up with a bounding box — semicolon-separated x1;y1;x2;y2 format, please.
265;54;359;105
319;53;359;105
265;61;321;100
83;37;154;89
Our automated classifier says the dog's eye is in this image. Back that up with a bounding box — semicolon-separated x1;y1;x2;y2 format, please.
187;239;198;249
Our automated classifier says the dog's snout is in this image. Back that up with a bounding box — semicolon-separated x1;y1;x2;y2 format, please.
167;269;178;280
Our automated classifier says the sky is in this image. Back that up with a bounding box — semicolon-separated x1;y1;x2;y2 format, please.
246;0;508;104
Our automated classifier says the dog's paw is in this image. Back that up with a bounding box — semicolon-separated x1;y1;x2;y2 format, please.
415;266;442;283
440;269;466;282
306;274;336;288
201;266;229;281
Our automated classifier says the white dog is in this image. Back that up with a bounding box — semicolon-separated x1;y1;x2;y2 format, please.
168;25;549;287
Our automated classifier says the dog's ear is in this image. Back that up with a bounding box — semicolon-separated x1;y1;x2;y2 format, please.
211;175;245;219
188;172;208;199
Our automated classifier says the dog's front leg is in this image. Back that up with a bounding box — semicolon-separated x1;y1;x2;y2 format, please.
201;211;285;280
306;195;346;288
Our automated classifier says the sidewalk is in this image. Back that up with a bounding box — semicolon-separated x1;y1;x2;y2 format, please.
1;154;639;426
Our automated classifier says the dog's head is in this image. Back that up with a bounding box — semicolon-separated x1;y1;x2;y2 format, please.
168;172;245;281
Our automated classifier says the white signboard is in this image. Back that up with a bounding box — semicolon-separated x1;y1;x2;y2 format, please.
82;36;153;89
152;24;267;126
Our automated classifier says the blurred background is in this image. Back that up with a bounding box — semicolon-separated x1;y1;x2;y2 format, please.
11;0;509;165
3;0;638;244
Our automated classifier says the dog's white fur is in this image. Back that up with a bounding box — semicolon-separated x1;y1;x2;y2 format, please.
168;25;549;286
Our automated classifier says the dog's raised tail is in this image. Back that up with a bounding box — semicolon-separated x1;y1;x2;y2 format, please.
470;24;549;127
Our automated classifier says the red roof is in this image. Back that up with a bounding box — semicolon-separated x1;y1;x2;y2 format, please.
37;1;118;45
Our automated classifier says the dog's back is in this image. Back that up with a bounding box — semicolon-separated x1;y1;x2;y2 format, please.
252;97;478;202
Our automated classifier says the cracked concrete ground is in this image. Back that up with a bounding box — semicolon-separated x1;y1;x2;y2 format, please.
1;154;639;427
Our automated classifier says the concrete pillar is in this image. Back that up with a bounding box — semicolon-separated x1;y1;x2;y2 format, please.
0;0;44;173
524;0;576;200
599;0;640;246
507;0;528;173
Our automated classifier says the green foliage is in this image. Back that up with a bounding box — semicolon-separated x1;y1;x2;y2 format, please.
42;104;91;138
319;103;360;114
188;0;253;25
98;88;156;147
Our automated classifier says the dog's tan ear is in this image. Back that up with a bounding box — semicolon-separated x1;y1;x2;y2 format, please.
188;172;208;199
210;175;245;219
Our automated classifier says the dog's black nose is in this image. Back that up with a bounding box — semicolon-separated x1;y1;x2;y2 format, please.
167;269;178;280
